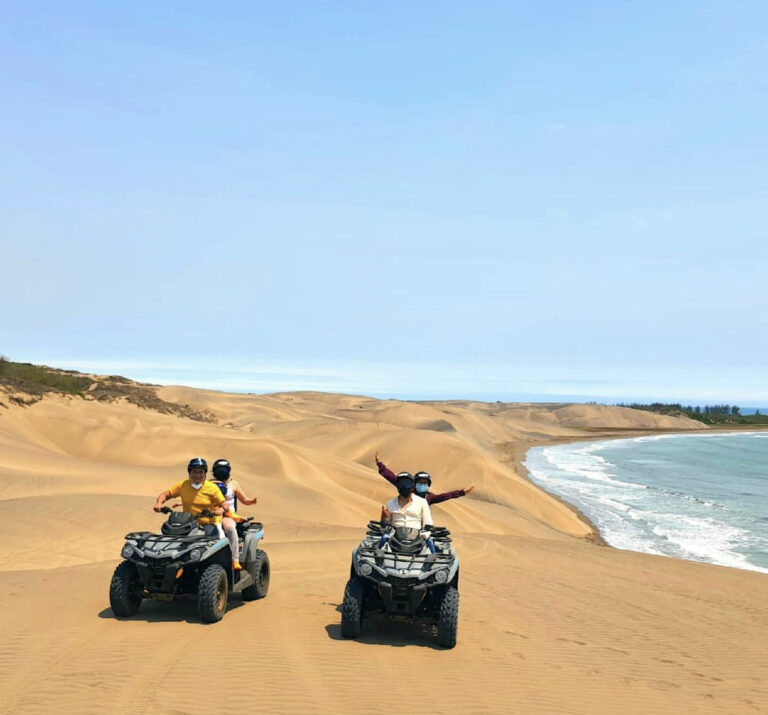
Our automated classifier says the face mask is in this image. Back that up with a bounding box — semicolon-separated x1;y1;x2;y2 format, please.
415;483;429;495
190;481;204;490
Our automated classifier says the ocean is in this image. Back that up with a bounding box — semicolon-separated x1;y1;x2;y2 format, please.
524;432;768;573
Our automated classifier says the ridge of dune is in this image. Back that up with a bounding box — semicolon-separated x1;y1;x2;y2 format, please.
1;379;766;714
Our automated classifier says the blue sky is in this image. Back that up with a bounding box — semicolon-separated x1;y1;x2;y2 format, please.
2;1;767;403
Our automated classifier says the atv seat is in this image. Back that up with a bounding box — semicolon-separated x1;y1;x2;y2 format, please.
161;512;199;536
389;527;427;555
236;521;263;538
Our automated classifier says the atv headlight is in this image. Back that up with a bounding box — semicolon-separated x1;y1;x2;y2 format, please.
187;548;204;562
434;569;448;584
359;562;373;577
121;544;135;559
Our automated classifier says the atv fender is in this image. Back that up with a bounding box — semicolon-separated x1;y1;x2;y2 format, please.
241;531;264;565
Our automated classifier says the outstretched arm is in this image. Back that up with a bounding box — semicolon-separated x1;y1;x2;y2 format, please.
374;451;398;485
233;480;258;506
427;485;475;505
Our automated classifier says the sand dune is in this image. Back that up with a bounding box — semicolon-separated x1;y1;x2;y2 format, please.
0;383;766;714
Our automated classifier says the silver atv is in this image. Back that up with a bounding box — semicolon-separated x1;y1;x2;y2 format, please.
109;507;270;622
341;521;459;648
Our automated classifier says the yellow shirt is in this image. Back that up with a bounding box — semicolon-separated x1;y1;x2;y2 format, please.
168;479;225;525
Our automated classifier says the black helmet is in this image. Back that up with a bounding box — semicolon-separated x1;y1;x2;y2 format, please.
414;471;432;486
212;458;231;481
187;457;208;472
414;470;431;496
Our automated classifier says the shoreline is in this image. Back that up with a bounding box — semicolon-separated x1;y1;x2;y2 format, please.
508;425;768;552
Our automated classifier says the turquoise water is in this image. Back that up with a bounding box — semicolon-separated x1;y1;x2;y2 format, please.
524;432;768;573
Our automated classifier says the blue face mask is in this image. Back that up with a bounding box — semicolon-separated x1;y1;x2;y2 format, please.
415;483;429;495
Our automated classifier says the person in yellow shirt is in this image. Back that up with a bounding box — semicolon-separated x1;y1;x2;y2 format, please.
153;458;228;539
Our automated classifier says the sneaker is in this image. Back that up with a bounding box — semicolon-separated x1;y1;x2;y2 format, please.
233;560;243;571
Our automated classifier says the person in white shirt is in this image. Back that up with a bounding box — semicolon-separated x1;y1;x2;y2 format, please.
380;472;434;530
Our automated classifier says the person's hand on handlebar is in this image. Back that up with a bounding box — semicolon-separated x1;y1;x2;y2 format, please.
153;489;172;513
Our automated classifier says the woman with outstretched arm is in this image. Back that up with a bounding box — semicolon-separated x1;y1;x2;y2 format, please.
374;451;474;505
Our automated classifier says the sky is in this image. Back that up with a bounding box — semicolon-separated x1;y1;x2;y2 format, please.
2;1;767;403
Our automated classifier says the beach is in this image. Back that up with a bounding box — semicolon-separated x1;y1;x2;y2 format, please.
1;381;766;714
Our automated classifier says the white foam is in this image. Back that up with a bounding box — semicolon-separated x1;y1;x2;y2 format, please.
525;439;768;575
540;445;646;489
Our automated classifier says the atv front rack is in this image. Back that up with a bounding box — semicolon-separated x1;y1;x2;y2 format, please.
124;531;217;543
365;521;452;542
357;544;455;568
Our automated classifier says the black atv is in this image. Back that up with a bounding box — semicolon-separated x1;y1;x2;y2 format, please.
341;521;459;648
109;508;269;623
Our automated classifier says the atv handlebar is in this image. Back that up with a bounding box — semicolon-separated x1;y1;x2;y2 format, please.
158;508;255;523
158;507;216;519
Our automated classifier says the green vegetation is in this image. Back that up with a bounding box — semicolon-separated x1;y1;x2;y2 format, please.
0;356;215;422
0;356;93;397
618;402;768;425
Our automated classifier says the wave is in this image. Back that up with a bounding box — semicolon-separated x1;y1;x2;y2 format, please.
525;437;768;574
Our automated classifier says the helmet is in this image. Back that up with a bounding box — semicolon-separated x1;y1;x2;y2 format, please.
212;458;231;481
414;471;432;486
187;457;208;472
414;470;431;496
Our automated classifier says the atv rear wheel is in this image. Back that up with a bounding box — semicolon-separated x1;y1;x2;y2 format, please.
242;549;270;601
436;586;459;648
109;561;143;617
341;577;365;638
197;564;228;623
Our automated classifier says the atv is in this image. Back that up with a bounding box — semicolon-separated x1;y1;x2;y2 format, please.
109;507;269;623
341;521;459;648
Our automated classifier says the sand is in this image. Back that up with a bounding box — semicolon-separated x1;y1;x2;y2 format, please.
0;385;766;714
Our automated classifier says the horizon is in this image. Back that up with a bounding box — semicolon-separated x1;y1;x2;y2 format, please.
4;353;768;408
3;2;767;401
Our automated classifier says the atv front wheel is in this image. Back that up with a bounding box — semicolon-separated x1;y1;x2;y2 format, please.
341;577;365;638
242;549;270;601
197;564;228;623
436;586;459;648
109;561;143;617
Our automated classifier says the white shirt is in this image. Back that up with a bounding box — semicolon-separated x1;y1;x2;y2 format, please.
385;494;433;530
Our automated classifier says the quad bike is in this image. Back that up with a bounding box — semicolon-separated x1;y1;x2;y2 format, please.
341;521;459;648
109;507;269;622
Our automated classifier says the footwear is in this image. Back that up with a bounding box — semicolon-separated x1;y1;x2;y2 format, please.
233;560;243;571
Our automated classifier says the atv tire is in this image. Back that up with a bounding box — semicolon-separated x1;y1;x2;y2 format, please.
341;577;365;638
242;549;270;601
109;561;143;617
197;564;228;623
436;586;459;648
